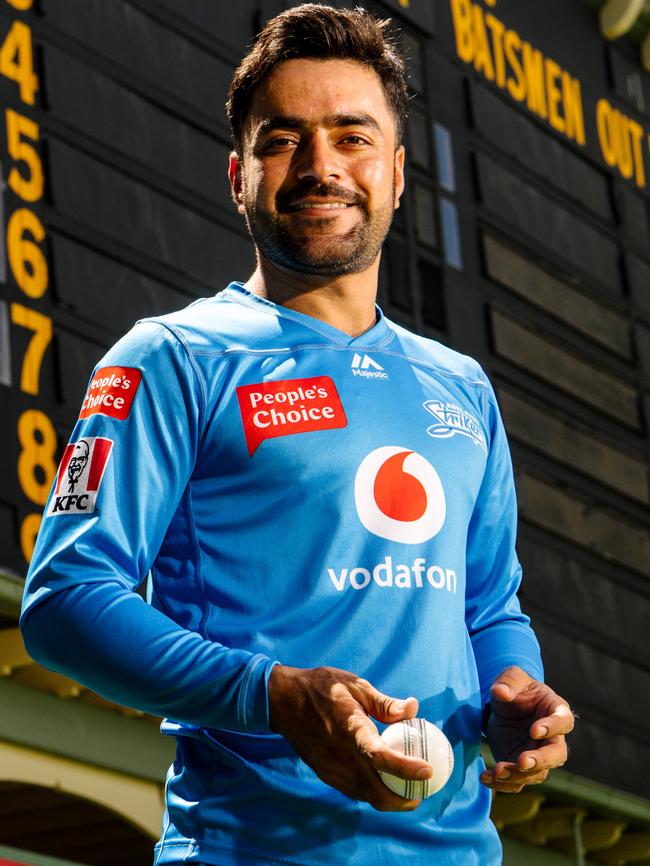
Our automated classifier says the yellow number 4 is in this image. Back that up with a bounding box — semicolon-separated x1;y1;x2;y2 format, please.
0;20;38;105
10;302;52;395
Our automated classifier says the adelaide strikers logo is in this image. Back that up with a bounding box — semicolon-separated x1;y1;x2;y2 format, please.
354;446;446;544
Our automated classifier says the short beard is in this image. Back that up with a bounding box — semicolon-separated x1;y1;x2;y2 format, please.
242;179;396;277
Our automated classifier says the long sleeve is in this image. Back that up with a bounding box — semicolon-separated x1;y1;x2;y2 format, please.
20;319;276;732
465;377;544;708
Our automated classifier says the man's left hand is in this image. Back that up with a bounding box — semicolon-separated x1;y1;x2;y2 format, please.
481;666;574;793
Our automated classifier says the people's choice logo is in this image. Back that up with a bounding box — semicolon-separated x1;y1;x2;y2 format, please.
236;376;347;455
80;366;142;421
354;446;446;544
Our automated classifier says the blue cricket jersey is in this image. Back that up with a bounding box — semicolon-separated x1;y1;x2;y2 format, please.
21;283;543;866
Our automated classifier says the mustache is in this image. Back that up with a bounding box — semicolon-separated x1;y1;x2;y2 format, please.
276;182;366;212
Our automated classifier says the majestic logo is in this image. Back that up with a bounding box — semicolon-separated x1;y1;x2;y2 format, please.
236;376;347;455
354;446;446;543
351;353;389;380
423;400;487;454
47;437;113;516
80;366;142;420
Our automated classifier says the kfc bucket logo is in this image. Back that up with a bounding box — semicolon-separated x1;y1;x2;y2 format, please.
47;436;113;516
354;447;446;543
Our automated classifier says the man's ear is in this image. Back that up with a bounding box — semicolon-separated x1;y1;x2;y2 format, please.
228;152;246;215
394;145;405;210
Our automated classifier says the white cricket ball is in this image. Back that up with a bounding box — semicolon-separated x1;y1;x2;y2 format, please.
378;718;454;799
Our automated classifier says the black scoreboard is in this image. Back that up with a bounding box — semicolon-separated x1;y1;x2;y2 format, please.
0;0;648;800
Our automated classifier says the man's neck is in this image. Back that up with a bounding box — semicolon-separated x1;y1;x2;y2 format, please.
244;257;380;338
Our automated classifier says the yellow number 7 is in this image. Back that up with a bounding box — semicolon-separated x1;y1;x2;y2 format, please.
10;302;52;395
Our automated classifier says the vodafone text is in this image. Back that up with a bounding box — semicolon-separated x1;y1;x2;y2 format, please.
248;385;334;429
327;556;457;592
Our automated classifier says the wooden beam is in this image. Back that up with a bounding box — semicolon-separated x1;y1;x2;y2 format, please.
0;628;31;676
0;739;163;840
508;806;588;846
0;841;90;866
592;833;650;864
0;572;23;619
538;766;650;827
0;679;173;783
490;791;546;830
12;665;83;699
554;820;626;854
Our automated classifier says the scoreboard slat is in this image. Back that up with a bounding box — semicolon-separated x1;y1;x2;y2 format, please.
470;81;614;221
475;151;622;293
46;138;254;287
42;44;233;202
44;0;234;133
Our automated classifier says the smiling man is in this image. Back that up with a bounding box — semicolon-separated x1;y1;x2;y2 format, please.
235;60;401;280
20;5;573;866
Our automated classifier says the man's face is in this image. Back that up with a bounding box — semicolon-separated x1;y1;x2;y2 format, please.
68;441;89;482
230;58;405;276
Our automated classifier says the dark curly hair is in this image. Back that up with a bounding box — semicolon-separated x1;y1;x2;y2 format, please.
226;3;408;153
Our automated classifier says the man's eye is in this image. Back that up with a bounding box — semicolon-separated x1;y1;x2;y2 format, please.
341;135;369;145
265;137;297;150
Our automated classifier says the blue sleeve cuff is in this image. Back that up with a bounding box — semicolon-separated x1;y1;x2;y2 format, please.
237;655;280;733
472;620;544;708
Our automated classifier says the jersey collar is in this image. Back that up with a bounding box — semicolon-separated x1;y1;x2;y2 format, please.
222;282;394;349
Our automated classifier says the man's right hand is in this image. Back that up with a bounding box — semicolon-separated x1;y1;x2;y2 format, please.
268;664;432;811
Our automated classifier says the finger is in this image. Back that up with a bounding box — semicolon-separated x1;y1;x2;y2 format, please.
480;766;548;790
484;761;545;782
531;703;574;739
345;751;425;812
517;737;567;772
371;795;422;812
490;665;532;704
365;775;423;812
335;770;422;812
483;779;526;794
351;717;434;780
317;742;424;812
350;678;419;724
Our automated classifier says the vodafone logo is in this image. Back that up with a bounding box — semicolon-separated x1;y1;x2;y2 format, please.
354;447;446;544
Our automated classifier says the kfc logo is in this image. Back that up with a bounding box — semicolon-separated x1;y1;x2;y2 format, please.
354;447;446;543
47;437;113;516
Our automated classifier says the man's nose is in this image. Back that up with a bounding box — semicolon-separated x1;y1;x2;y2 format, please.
295;132;341;182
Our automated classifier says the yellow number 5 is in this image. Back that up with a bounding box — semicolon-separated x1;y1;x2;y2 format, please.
6;108;43;202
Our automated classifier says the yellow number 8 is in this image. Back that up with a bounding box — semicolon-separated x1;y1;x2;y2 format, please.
17;408;57;506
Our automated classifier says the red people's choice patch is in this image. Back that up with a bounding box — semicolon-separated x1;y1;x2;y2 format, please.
80;366;142;420
237;376;347;455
